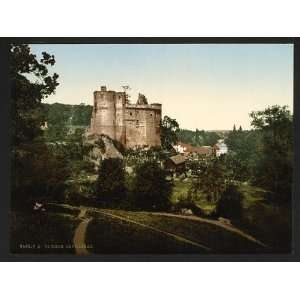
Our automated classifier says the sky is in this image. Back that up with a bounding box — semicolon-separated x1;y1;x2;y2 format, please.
30;44;293;130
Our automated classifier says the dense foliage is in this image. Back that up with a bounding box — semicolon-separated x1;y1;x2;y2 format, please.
189;157;227;203
132;161;173;211
95;158;126;206
216;184;244;220
224;105;293;203
10;44;66;210
177;129;221;146
160;116;180;150
43;102;93;127
250;105;293;203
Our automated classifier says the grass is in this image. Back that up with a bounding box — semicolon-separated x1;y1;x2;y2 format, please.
10;179;291;255
171;179;291;253
10;206;80;254
96;209;267;254
237;184;291;253
171;178;215;215
86;211;204;254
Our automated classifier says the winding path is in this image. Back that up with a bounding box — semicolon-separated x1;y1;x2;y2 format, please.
73;208;92;255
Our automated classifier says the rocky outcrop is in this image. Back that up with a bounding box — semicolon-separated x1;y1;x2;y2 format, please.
83;133;123;169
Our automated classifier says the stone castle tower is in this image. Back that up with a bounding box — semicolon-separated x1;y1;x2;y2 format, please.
88;86;162;148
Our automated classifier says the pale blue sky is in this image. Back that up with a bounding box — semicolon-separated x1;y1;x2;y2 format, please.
30;44;293;130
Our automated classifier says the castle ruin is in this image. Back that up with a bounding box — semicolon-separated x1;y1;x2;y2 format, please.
87;86;162;148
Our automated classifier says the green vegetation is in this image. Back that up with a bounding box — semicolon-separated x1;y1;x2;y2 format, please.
131;160;173;211
43;102;93;127
10;44;293;254
86;211;204;254
91;209;266;254
95;158;126;206
160;115;180;150
177;128;221;146
11;44;66;210
216;184;243;220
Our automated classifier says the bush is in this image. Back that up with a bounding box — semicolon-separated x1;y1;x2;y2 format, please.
12;142;70;211
173;192;204;217
95;158;126;206
132;160;173;211
216;184;243;221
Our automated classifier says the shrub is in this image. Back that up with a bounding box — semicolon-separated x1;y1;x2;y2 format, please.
95;158;126;206
216;184;244;221
132;160;173;211
173;192;204;217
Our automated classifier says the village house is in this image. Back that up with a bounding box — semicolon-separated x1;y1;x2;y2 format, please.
213;139;228;157
164;154;186;175
174;142;213;157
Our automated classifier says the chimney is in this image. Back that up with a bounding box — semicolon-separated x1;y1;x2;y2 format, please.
101;86;107;92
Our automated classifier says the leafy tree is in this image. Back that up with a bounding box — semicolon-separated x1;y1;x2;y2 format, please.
95;158;126;205
190;157;227;202
132;160;173;211
10;44;59;146
10;44;64;209
216;184;243;220
176;128;220;146
160;116;180;150
225;129;261;182
250;105;293;203
12;142;69;211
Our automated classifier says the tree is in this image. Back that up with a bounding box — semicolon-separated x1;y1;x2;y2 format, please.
224;130;261;182
160;116;180;150
10;44;59;146
250;105;293;203
95;158;126;205
216;184;243;221
190;157;227;202
10;44;62;209
132;160;173;210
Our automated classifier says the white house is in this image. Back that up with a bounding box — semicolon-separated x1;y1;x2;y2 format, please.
214;139;228;157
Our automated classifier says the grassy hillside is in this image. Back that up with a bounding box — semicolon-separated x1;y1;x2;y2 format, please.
10;203;269;254
170;178;291;253
86;209;266;254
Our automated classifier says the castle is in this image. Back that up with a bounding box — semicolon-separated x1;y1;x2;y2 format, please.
87;86;162;148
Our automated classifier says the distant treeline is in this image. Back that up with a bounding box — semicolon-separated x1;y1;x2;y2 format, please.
43;103;93;127
176;129;222;146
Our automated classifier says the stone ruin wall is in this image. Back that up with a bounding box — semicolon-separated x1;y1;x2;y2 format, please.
88;86;161;148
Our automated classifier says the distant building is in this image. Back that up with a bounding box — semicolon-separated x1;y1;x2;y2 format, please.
174;142;213;157
40;121;48;130
214;139;228;156
164;154;186;174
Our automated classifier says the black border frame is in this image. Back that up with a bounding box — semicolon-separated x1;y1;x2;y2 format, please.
0;37;299;262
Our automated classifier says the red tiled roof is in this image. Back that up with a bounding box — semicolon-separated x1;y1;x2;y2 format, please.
177;142;212;155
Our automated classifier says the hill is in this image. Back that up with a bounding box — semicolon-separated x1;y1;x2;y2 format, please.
43;102;93;127
11;203;268;254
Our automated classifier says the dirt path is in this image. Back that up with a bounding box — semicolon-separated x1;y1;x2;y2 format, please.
96;209;211;252
73;208;92;255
